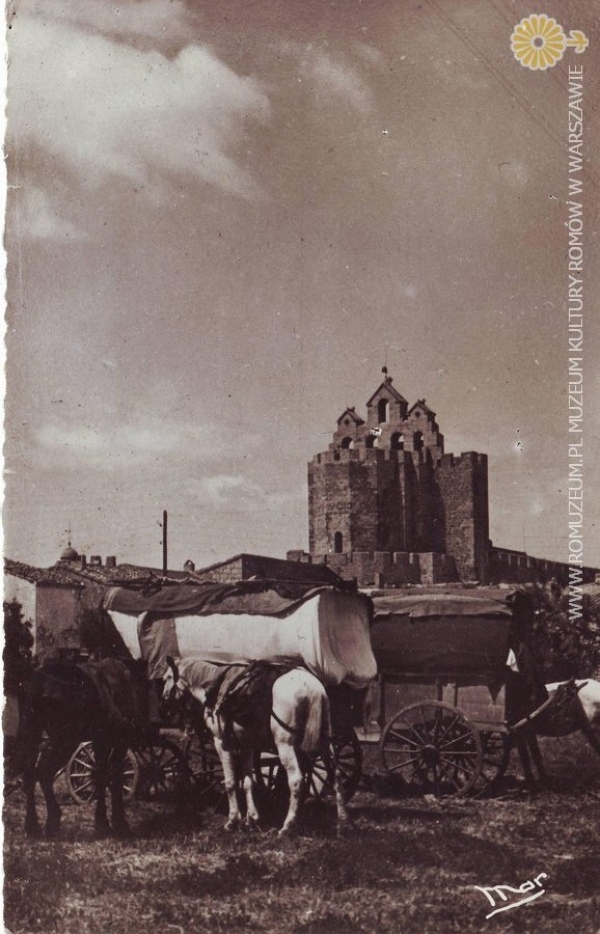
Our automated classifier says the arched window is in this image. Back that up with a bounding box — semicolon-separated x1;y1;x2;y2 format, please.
340;436;354;449
365;434;379;449
391;432;404;451
413;431;423;452
334;532;343;554
377;398;389;423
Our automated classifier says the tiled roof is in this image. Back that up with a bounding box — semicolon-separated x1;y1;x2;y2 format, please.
4;559;83;586
118;564;191;581
4;558;187;588
67;564;159;585
5;556;341;589
190;553;343;585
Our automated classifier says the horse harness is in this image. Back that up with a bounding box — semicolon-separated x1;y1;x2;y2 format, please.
186;660;320;748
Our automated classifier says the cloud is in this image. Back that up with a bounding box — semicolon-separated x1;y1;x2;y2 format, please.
302;50;372;111
15;186;87;242
354;43;385;68
31;418;243;470
186;474;304;516
282;43;373;112
8;11;271;198
24;0;195;50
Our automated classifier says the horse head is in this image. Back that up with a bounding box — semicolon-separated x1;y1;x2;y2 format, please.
162;656;183;706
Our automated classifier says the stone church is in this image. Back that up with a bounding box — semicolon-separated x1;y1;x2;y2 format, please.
299;374;490;586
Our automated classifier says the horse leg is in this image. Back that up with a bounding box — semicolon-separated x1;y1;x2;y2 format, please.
240;747;260;828
527;733;548;785
24;774;42;838
516;730;545;787
214;738;243;831
515;733;535;786
326;738;350;836
22;739;43;839
582;724;600;755
108;746;131;837
275;742;304;836
16;709;44;838
92;742;112;837
37;744;65;838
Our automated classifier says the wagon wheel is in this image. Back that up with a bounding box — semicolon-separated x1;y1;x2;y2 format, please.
379;701;483;798
66;742;139;805
303;731;363;802
134;737;191;801
184;728;225;801
254;730;363;803
254;749;289;797
471;730;512;796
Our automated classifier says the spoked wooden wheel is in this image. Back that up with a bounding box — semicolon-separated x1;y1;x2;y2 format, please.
254;749;289;798
184;729;225;800
135;737;191;801
471;730;511;795
254;731;363;803
379;701;483;798
66;742;139;805
302;731;363;802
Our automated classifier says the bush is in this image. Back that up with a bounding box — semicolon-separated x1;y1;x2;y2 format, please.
3;599;34;696
527;583;600;680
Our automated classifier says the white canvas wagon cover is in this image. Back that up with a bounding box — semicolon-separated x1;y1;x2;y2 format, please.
102;582;377;688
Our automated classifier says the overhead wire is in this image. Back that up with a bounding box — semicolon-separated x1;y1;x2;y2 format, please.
486;0;600;126
426;0;599;189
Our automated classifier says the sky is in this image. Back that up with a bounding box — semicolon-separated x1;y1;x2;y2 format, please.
4;0;600;573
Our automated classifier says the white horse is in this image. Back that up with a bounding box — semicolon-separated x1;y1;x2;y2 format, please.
544;679;600;753
163;657;349;836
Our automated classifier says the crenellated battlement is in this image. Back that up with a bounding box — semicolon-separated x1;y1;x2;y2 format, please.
307;373;489;584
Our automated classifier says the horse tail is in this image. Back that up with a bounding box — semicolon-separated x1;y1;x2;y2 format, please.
11;672;45;775
300;681;328;753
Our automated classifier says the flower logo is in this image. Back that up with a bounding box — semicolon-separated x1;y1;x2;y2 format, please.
511;14;589;70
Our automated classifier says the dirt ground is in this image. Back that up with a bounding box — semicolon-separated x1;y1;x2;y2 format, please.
4;733;600;934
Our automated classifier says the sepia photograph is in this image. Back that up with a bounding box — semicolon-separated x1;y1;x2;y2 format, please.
3;1;600;931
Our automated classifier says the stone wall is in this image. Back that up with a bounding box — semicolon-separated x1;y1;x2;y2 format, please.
307;379;491;587
488;547;597;585
434;452;489;582
313;549;458;587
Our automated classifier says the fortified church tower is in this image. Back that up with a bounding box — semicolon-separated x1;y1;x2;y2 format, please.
305;374;489;586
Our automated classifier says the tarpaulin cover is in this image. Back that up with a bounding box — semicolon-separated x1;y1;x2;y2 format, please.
372;594;512;619
105;587;377;688
371;594;512;678
103;581;329;619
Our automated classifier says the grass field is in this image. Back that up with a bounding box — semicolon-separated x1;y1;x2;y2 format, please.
4;733;600;934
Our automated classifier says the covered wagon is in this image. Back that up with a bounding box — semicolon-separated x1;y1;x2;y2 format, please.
102;579;377;688
369;593;515;797
97;579;378;801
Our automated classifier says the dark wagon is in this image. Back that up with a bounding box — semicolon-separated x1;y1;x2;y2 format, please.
369;593;516;797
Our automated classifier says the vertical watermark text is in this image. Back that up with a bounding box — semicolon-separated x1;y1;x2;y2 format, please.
567;64;584;616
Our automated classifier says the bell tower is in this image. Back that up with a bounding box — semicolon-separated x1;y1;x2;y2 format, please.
307;372;488;584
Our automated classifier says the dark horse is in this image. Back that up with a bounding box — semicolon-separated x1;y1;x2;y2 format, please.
16;657;149;838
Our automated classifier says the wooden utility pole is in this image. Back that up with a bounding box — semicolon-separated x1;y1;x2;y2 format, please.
162;510;168;574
